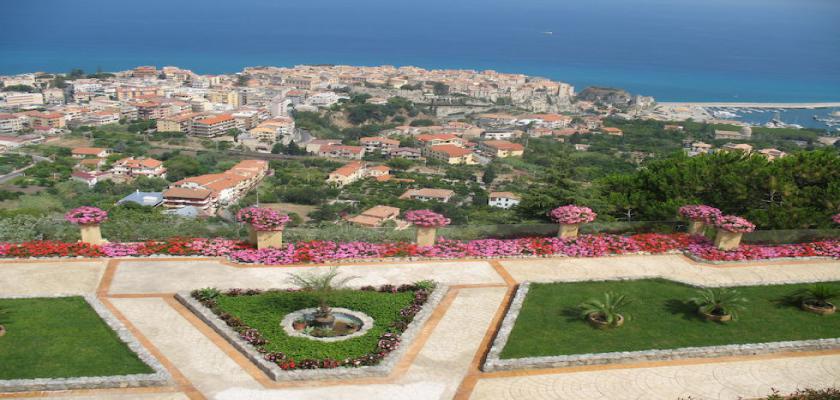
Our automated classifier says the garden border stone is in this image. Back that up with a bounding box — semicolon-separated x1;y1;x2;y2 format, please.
175;283;449;381
483;280;840;372
0;294;171;393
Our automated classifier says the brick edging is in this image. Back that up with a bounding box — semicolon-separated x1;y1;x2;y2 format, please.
0;295;171;393
175;284;449;381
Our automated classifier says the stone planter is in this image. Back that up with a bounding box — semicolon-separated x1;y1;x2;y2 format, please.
249;226;283;249
415;227;437;247
79;224;104;245
714;229;742;251
587;312;624;329
687;220;706;236
801;301;836;316
699;308;732;322
557;223;580;239
0;324;5;337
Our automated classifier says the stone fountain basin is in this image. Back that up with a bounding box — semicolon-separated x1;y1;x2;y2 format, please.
281;307;374;342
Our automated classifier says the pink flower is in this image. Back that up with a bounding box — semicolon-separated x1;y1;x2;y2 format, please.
404;210;450;228
714;215;756;233
65;206;108;225
236;207;290;231
549;205;597;225
678;205;722;224
833;213;840;225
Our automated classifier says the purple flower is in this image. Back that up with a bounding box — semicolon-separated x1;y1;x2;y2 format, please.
65;206;108;225
678;205;722;224
404;210;450;228
236;207;290;231
549;205;597;225
714;215;756;233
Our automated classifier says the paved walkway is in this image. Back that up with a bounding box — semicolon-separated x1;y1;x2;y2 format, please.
1;254;839;400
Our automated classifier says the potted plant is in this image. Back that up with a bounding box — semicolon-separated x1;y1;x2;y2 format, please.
404;210;450;247
712;215;755;250
790;284;838;315
678;205;722;236
550;205;597;239
287;267;358;329
237;206;290;249
690;288;747;322
65;206;109;245
292;319;307;330
578;291;631;329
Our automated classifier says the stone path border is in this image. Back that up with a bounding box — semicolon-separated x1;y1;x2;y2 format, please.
483;279;840;373
0;294;171;393
175;284;449;382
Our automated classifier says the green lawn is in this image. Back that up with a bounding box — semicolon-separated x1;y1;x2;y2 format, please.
500;279;840;359
0;297;153;379
215;289;415;360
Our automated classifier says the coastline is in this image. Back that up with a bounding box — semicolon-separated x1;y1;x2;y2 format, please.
658;102;840;109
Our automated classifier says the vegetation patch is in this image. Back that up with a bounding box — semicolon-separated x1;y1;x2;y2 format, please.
191;282;435;370
500;279;840;359
0;297;153;380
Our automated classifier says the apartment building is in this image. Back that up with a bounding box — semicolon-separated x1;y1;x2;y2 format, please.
0;114;24;134
318;145;365;160
111;157;167;179
2;92;44;107
71;147;109;159
388;147;424;161
346;205;400;227
479;140;524;158
192;114;236;137
163;160;268;214
157;112;200;133
327;162;366;187
416;133;463;148
425;144;476;164
360;136;400;153
27;111;66;129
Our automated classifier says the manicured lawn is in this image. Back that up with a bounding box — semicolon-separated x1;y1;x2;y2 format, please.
500;279;840;359
0;297;153;379
215;289;415;360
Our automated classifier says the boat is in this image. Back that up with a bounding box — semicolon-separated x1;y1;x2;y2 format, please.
542;31;553;35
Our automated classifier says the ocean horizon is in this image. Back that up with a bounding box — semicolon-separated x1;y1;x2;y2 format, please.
2;0;839;103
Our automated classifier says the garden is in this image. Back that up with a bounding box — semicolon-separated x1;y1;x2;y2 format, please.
499;279;840;360
0;296;153;380
186;270;438;372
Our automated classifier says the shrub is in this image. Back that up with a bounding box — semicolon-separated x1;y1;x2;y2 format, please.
789;284;839;308
689;288;748;320
578;291;631;327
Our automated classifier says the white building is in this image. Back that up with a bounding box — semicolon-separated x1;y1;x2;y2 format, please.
488;192;521;209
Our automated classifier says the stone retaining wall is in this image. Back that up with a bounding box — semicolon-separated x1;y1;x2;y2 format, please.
175;284;449;381
0;295;171;393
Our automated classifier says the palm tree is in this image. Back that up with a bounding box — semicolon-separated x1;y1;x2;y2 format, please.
287;268;358;322
690;288;748;321
578;292;631;328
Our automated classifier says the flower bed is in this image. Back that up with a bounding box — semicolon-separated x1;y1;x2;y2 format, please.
0;234;836;263
189;283;434;371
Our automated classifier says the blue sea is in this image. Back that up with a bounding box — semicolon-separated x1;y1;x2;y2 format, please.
1;0;839;102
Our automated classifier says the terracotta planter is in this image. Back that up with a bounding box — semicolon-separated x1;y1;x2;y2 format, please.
801;301;836;315
714;229;743;251
79;224;104;245
586;312;624;329
687;220;706;236
0;325;5;337
557;223;580;239
250;226;283;249
292;321;307;331
699;308;732;322
415;227;437;247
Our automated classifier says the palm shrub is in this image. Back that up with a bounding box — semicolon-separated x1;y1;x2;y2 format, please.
578;291;631;328
789;284;839;309
287;267;358;318
0;305;7;336
689;288;748;320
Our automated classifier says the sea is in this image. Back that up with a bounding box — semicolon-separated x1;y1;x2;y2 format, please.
1;0;839;103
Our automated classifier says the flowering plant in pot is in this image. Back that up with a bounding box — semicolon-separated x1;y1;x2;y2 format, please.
549;205;597;239
789;284;838;315
578;292;630;329
689;288;747;322
237;207;290;249
404;210;450;247
678;205;722;235
713;215;755;250
65;206;108;245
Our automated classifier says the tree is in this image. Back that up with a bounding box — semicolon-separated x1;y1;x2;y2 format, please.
2;84;35;93
432;82;449;96
163;155;204;182
386;158;412;171
482;163;498;185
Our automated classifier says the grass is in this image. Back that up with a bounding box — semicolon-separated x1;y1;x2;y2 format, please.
500;279;840;359
215;289;416;360
0;297;153;379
